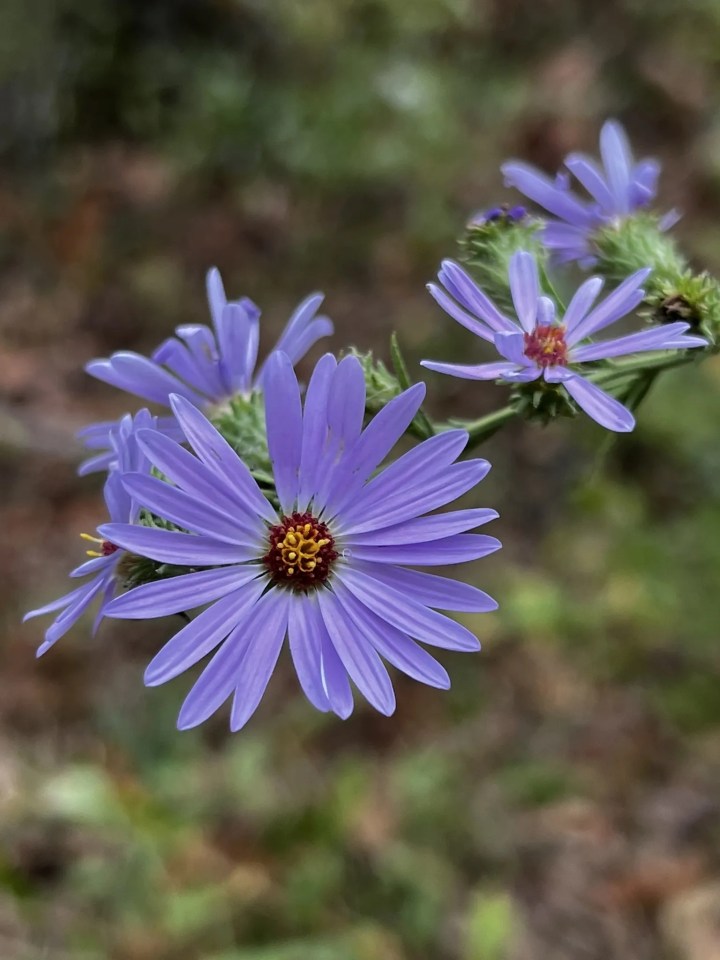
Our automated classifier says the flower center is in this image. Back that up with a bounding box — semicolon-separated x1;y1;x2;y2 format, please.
523;324;568;368
80;533;119;558
264;512;337;591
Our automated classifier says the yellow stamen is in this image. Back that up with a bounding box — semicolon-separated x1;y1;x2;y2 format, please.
80;533;103;543
86;550;103;558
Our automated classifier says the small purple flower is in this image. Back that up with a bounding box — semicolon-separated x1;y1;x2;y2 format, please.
501;120;678;265
24;411;154;654
99;352;499;731
422;252;706;433
84;268;333;413
468;205;528;228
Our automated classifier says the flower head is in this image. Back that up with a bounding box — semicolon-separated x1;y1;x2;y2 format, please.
84;268;333;413
24;411;154;655
99;352;499;730
422;251;706;432
501;120;678;266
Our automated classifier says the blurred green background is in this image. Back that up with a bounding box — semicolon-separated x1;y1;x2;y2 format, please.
3;1;720;958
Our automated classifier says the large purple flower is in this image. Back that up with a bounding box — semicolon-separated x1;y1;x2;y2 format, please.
422;252;706;432
501;120;678;265
24;410;154;655
99;352;499;730
79;268;333;473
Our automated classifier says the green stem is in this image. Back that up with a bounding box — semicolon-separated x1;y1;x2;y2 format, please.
539;262;566;312
446;405;517;446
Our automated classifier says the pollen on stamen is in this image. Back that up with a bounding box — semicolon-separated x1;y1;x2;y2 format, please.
523;324;569;368
264;511;338;591
80;532;119;558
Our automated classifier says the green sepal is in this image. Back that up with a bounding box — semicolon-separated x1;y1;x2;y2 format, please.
210;391;271;475
510;379;578;425
593;212;686;286
352;341;434;439
642;270;720;346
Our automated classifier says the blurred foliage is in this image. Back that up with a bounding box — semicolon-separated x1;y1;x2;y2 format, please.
2;0;720;959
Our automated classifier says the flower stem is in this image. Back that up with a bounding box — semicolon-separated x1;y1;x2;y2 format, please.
445;405;517;447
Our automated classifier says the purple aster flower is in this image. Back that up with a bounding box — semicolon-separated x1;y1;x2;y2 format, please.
422;252;706;433
77;414;184;476
84;267;333;413
501;120;679;265
24;410;154;655
99;352;499;731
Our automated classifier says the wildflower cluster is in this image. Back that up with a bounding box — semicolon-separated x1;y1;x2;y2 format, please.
26;120;716;731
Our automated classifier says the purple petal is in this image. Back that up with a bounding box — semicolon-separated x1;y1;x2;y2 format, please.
599;120;633;213
176;588;276;729
98;523;257;565
566;268;651;344
338;566;481;652
494;331;529;366
264;351;303;514
508;251;539;333
86;353;204;407
348;507;498;546
121;472;263;544
438;261;517;334
105;565;263;619
502;161;595;225
563;374;635;432
229;589;291;731
297;353;337;512
37;574;109;656
420;360;522;381
145;581;266;685
135;428;263;525
347;533;501;566
318;621;354;719
563;276;605;333
216;302;259;394
571;322;698;362
332;582;450;689
169;395;276;523
342;460;491;534
317;588;396;716
427;282;496;342
205;267;227;330
353;560;498;612
565;153;614;210
323;382;426;518
287;593;331;712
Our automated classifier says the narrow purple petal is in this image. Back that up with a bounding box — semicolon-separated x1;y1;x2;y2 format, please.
571;323;697;362
438;261;517;334
98;523;257;565
331;581;450;689
347;533;501;566
264;352;303;514
352;560;498;613
24;583;93;622
563;374;635;432
176;588;275;729
144;581;266;686
317;588;396;716
566;268;651;344
342;460;491;534
318;621;354;719
229;590;291;731
502;161;595;225
206;267;227;330
287;593;331;712
420;360;522;381
135;429;264;527
37;574;109;656
347;508;498;546
338;566;481;652
427;282;496;342
600;120;633;214
508;251;539;333
565;153;614;210
121;472;262;544
297;353;337;511
105;565;263;619
563;276;605;333
169;395;276;523
86;354;204;406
